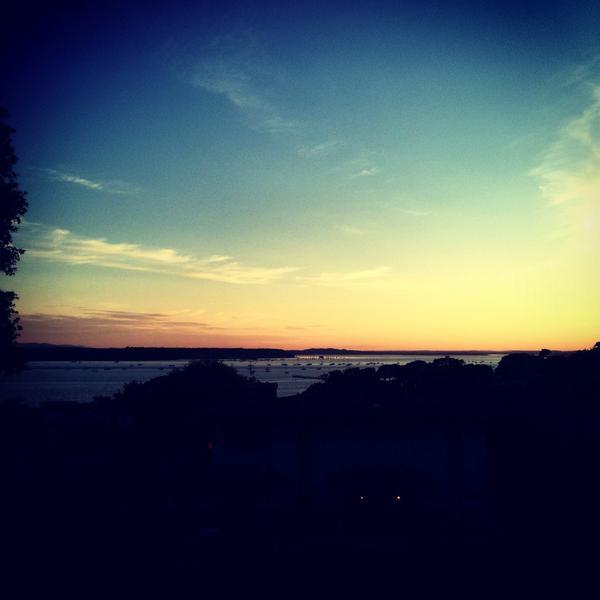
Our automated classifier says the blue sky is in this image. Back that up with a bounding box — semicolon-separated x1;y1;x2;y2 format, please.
2;0;600;348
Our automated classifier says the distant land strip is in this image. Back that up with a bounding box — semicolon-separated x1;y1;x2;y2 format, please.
15;344;549;362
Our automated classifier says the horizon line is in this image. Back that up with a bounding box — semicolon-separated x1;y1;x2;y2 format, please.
18;342;592;354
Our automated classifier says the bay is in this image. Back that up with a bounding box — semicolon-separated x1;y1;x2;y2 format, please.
0;354;505;404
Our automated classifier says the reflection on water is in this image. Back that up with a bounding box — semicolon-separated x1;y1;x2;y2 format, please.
0;354;504;404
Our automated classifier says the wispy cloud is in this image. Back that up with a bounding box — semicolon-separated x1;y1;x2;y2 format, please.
19;223;297;285
23;309;221;333
330;150;384;182
398;208;430;217
556;55;600;89
298;140;340;158
19;309;304;347
43;169;140;195
49;171;102;190
296;266;390;288
352;167;381;178
191;35;296;134
335;224;369;236
529;82;600;245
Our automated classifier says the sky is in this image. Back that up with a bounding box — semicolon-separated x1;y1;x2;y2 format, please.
2;0;599;350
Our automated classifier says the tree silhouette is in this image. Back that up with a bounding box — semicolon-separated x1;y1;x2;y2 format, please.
0;108;28;374
0;290;22;373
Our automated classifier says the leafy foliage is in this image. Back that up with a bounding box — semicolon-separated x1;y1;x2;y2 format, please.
0;108;28;276
0;290;24;374
0;108;28;374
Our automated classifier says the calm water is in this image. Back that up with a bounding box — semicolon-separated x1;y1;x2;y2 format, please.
0;354;505;404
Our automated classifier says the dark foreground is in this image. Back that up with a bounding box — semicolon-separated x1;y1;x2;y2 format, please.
1;345;599;594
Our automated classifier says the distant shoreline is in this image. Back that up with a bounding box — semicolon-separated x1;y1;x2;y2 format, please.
16;343;546;362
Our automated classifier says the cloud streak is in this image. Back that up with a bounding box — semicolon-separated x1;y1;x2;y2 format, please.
19;309;320;347
19;223;297;285
22;309;221;333
298;140;340;158
43;169;140;195
352;167;381;178
529;83;600;245
398;208;430;217
191;36;296;134
335;224;369;236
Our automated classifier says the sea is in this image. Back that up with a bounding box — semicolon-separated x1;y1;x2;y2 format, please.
0;354;505;404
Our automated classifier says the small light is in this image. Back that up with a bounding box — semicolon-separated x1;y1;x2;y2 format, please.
394;495;401;502
359;495;368;503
